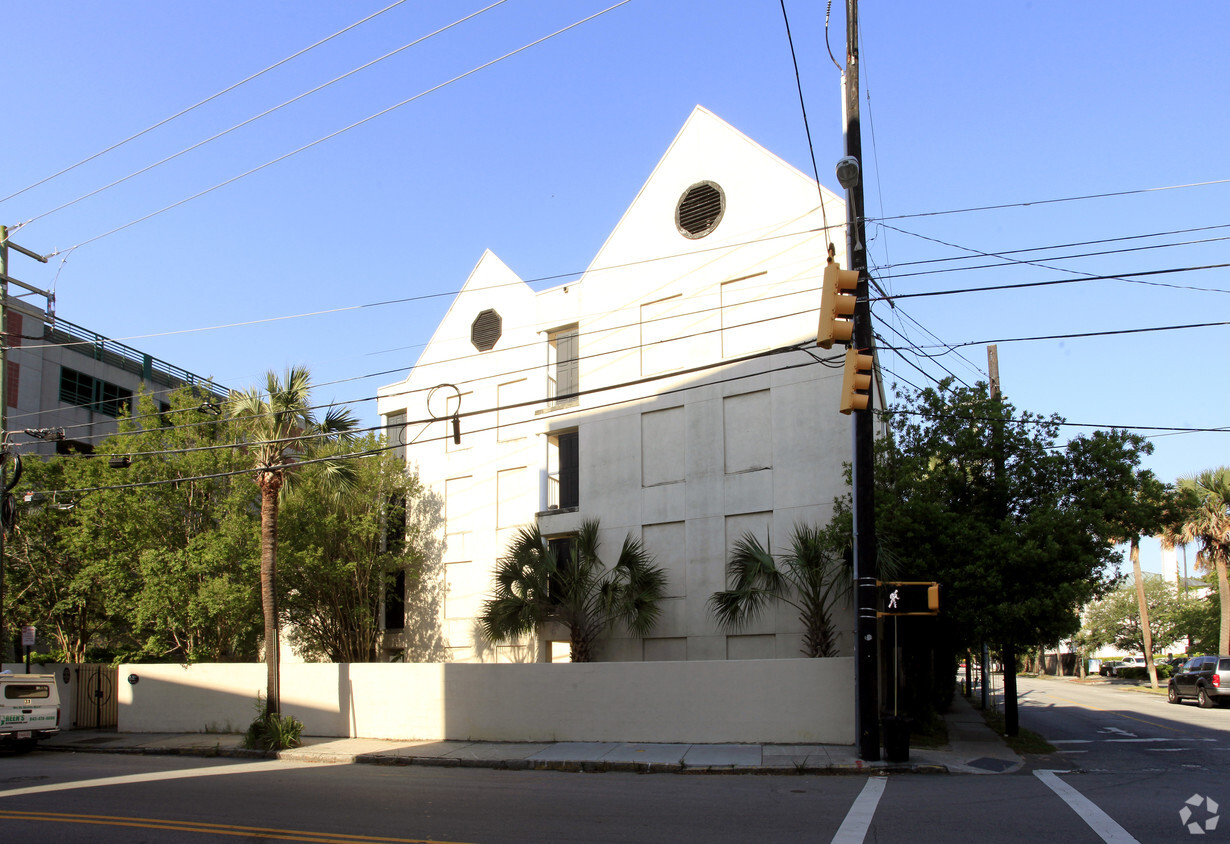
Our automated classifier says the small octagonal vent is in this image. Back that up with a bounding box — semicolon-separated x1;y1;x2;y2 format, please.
676;181;725;239
471;308;502;351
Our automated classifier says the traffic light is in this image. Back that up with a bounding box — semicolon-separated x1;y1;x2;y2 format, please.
839;347;873;414
879;581;940;616
817;262;859;350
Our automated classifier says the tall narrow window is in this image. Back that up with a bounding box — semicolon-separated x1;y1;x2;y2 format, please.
384;494;407;554
384;570;406;630
547;326;579;406
547;430;579;510
547;534;577;605
385;411;407;463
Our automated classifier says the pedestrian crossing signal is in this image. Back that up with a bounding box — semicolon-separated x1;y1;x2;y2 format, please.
879;581;940;616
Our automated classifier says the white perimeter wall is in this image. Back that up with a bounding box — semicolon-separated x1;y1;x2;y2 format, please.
117;658;853;745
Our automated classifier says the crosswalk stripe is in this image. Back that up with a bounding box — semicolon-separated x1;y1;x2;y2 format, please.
831;776;886;844
1034;770;1139;843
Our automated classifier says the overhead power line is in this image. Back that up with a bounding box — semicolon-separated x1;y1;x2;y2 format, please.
46;2;632;255
868;178;1230;225
0;0;411;206
880;261;1230;302
17;1;511;230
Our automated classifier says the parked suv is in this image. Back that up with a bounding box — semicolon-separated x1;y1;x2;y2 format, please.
1167;655;1230;708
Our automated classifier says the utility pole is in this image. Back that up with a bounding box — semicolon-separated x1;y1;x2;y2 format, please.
982;345;999;711
0;225;50;662
843;0;880;762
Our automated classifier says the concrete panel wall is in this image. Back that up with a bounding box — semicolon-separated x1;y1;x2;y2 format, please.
116;658;854;745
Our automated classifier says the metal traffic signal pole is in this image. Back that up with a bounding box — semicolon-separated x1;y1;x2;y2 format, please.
843;0;880;761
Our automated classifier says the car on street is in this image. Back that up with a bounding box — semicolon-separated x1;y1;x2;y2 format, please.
1111;656;1146;675
0;672;62;753
1167;655;1230;708
1098;660;1120;676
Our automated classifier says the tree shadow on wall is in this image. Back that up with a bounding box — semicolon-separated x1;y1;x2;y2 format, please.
403;486;449;662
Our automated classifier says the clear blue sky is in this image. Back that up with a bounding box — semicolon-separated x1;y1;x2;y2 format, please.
3;2;1227;574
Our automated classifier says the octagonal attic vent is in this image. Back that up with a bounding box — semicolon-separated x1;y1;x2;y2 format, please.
675;181;725;239
471;309;502;351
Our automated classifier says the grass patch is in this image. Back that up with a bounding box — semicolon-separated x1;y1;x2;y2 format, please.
977;707;1055;755
908;713;950;749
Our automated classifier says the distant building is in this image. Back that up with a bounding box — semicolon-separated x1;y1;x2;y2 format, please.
5;299;225;455
377;106;876;663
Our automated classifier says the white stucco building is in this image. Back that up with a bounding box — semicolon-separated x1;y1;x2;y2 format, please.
377;106;872;664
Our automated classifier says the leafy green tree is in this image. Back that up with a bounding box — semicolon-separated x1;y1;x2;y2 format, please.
278;438;423;662
110;388;261;661
1068;429;1183;688
862;380;1135;733
1176;468;1230;655
1083;574;1185;657
709;524;849;658
228;367;357;714
7;386;262;663
5;453;137;662
1173;573;1222;653
480;518;666;662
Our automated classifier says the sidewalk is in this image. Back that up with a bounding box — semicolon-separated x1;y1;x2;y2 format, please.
40;692;1020;775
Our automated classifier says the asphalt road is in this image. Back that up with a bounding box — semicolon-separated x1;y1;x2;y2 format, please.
0;679;1224;843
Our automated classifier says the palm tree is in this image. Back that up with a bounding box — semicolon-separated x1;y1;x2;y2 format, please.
1177;468;1230;655
229;366;357;715
709;524;848;658
480;518;666;662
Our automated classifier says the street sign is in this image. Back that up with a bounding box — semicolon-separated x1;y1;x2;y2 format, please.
878;581;939;616
21;626;36;647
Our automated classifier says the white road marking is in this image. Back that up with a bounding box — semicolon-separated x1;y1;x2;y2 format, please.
831;776;887;844
1034;770;1139;844
0;759;344;799
1050;739;1092;744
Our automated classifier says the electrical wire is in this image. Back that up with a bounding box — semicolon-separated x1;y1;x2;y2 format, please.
778;0;835;247
878;261;1230;303
867;178;1230;225
16;2;511;231
31;221;834;355
26;342;836;493
45;2;633;256
872;221;1230;275
905;320;1230;353
32;287;834;444
875;222;1230;295
0;0;411;208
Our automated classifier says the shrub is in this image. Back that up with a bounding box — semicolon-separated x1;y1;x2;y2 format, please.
241;693;304;751
243;711;305;751
1116;664;1173;681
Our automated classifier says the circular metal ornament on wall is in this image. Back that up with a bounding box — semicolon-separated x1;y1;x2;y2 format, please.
675;181;725;238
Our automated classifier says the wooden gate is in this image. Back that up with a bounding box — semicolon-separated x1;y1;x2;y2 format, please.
73;664;118;729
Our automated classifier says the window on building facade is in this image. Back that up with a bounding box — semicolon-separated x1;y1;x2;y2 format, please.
384;411;407;463
547;326;578;406
547;430;579;510
384;494;407;554
547;534;576;604
384;570;406;630
58;366;132;418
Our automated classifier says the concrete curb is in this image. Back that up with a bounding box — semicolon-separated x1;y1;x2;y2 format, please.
39;741;957;775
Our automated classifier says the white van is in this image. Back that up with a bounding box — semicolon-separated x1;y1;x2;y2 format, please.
1;672;62;753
